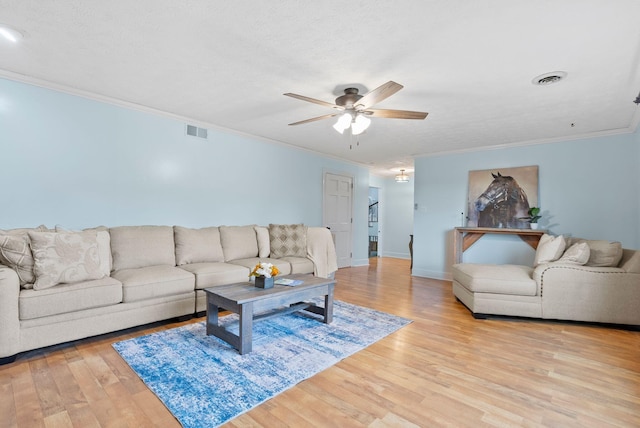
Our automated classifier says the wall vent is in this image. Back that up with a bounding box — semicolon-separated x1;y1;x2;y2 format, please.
186;124;208;139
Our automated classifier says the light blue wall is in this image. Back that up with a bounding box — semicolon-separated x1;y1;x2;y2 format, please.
413;132;640;279
381;177;414;259
0;78;371;263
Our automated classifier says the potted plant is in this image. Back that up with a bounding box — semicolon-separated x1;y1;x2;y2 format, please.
250;262;279;289
523;207;542;229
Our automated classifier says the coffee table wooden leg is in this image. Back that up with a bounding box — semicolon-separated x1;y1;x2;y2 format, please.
206;298;219;336
238;302;253;354
324;285;334;324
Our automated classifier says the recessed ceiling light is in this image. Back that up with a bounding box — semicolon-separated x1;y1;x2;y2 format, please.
532;71;567;86
0;24;24;43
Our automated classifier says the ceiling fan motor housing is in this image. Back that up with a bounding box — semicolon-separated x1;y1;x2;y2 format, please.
335;88;363;108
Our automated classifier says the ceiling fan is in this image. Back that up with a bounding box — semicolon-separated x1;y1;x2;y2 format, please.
284;81;428;135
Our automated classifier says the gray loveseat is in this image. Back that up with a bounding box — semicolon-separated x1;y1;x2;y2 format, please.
451;235;640;326
0;224;338;364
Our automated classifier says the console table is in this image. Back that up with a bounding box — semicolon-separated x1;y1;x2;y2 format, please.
453;227;546;264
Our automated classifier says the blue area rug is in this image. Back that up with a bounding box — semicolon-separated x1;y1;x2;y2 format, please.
113;300;411;428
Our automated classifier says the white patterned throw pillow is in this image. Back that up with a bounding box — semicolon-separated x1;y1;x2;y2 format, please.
28;230;109;290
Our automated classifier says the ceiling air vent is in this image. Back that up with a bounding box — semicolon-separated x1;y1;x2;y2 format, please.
186;124;208;139
532;71;567;86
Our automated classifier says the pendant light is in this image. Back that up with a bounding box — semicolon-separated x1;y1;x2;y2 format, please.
395;169;409;183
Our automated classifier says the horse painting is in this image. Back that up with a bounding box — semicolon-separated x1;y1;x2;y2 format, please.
471;172;531;229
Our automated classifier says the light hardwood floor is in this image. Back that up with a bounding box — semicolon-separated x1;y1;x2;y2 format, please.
1;257;639;427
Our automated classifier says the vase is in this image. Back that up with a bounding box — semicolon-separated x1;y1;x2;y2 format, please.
254;276;274;289
530;223;539;230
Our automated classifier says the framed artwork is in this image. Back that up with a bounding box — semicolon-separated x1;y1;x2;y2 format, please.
467;165;539;229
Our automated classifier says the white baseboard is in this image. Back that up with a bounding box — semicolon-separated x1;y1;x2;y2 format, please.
411;268;452;281
382;252;410;259
351;258;370;267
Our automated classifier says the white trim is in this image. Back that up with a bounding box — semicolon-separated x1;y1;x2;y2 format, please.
2;69;637;173
414;127;637;160
350;258;370;267
383;252;410;259
411;269;451;281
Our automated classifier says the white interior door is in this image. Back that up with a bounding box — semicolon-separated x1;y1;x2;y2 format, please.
323;172;353;268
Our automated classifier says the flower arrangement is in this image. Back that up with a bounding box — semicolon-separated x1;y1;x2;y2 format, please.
249;262;279;278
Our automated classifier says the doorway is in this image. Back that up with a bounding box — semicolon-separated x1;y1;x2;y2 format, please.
323;172;353;268
369;187;380;258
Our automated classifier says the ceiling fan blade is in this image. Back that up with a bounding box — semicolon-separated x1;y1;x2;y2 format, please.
288;113;340;126
283;93;343;110
365;109;428;120
355;81;404;110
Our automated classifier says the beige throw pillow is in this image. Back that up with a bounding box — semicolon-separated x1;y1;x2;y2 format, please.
567;238;624;267
269;224;307;258
534;234;566;267
28;230;108;290
557;242;590;265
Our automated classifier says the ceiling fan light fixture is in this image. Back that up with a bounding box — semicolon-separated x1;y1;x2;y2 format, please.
351;114;371;135
395;169;409;183
333;113;352;134
0;24;24;43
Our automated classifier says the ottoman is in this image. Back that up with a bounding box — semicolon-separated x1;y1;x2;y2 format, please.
451;263;542;318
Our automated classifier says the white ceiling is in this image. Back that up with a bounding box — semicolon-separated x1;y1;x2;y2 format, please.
2;0;640;177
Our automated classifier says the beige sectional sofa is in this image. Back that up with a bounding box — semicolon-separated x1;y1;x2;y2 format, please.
0;224;337;364
451;235;640;326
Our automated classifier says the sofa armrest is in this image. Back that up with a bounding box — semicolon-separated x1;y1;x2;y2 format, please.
619;249;640;273
0;265;21;359
535;263;640;325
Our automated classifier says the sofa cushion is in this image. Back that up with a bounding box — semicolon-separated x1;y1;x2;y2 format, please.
19;276;122;320
269;224;307;258
174;226;224;265
254;226;270;257
226;257;292;276
278;256;314;274
534;234;566;267
219;225;259;261
452;263;537;296
567;237;623;267
110;226;175;271
111;265;194;303
178;262;249;290
556;242;590;265
28;230;110;290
